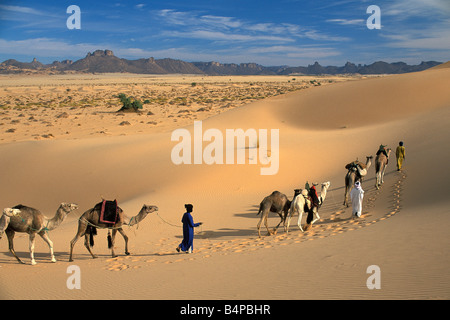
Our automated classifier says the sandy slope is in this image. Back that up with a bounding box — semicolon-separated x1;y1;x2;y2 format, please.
0;68;449;300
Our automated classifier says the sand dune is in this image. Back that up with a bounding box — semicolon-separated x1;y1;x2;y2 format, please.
0;68;449;300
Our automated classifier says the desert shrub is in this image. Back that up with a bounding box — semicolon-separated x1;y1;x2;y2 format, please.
117;93;143;112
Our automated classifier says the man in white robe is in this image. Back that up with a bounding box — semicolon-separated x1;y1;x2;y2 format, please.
350;181;364;218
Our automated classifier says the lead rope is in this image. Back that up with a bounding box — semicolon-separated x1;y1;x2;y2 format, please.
156;211;182;228
155;212;204;235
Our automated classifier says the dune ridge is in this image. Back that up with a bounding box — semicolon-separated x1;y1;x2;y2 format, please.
0;68;449;300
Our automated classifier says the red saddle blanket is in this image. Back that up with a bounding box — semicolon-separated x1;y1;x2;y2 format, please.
95;200;119;225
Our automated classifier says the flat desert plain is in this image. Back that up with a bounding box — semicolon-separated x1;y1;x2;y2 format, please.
0;67;449;300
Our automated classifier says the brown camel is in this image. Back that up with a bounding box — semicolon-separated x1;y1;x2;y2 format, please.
375;148;391;189
69;203;158;261
4;203;78;265
256;191;291;238
343;156;373;207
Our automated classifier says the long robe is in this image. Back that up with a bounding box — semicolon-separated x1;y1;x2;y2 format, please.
179;212;200;252
396;146;406;170
350;185;364;217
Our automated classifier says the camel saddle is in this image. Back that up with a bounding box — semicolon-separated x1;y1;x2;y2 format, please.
345;160;367;176
345;160;366;170
95;199;119;225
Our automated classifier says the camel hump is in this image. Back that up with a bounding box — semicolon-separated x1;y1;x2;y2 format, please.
12;204;39;214
12;204;28;210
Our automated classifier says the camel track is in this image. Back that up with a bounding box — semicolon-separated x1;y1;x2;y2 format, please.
104;170;407;271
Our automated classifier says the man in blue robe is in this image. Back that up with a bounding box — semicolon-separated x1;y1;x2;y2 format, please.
176;204;202;253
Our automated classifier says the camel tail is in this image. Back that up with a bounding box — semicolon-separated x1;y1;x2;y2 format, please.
86;225;97;247
107;232;113;249
89;232;95;247
256;203;262;216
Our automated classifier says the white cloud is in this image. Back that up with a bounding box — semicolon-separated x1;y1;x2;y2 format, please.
326;19;365;26
156;9;348;43
248;46;341;58
0;5;47;16
383;0;450;17
384;30;450;50
379;0;450;52
165;30;294;43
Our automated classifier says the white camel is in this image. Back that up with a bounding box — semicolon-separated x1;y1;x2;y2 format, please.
5;203;78;265
285;181;331;233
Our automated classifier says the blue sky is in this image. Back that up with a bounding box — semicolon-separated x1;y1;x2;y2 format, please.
0;0;449;66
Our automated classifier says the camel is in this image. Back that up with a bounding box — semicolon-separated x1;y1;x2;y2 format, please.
0;208;21;239
69;203;158;261
286;181;331;233
375;148;391;189
343;156;373;207
4;203;78;265
256;191;291;238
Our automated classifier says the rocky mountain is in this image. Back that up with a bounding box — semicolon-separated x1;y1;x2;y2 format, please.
192;61;275;75
0;49;442;75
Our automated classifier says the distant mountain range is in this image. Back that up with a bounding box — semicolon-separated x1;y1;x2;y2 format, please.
0;49;442;75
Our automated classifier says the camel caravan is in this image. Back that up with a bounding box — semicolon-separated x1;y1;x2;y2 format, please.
1;144;393;264
0;200;158;265
256;144;392;237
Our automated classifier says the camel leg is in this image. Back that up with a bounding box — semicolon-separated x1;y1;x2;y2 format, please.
297;211;304;232
257;215;263;238
343;185;349;207
118;228;130;255
375;172;380;189
381;165;387;184
39;231;56;263
312;210;321;225
257;211;267;238
272;212;284;235
69;234;79;262
6;229;24;264
29;233;37;265
285;213;292;234
83;234;97;259
264;215;273;236
69;221;90;262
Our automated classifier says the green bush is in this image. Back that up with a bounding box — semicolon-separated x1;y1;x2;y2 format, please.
117;93;143;112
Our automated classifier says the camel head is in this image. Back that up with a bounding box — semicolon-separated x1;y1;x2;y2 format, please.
321;181;331;190
129;204;158;226
142;204;158;214
3;208;20;217
59;203;79;214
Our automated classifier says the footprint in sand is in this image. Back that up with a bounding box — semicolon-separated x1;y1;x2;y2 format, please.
99;171;408;268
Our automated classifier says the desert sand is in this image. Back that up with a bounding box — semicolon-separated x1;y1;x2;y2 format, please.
0;67;449;300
